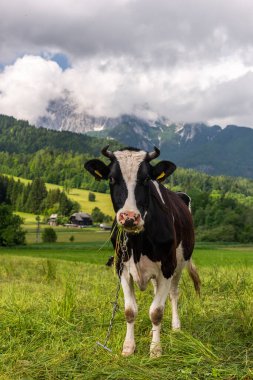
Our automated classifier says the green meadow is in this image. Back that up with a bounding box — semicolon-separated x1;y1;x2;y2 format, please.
0;237;253;379
16;215;112;245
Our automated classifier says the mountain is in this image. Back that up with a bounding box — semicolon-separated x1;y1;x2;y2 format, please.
37;97;127;134
0;114;121;155
36;98;253;179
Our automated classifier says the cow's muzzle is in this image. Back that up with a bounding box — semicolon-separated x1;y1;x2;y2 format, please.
118;211;143;232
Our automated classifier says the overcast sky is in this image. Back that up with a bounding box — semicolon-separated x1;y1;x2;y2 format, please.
0;0;253;127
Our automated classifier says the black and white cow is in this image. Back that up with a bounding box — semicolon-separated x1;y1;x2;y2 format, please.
85;146;200;357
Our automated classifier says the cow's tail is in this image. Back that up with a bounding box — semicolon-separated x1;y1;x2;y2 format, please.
187;260;201;296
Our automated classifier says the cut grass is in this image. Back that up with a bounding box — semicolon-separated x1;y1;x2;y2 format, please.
0;246;253;379
67;188;113;217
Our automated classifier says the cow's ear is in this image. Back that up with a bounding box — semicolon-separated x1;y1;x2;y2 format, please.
152;161;176;182
84;159;110;180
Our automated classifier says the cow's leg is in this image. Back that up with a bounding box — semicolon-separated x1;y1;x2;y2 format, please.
170;246;186;330
151;278;158;295
149;279;158;336
121;268;138;356
170;266;183;330
149;276;171;358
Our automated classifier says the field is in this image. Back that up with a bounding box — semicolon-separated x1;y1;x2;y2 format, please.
0;239;253;379
15;213;112;244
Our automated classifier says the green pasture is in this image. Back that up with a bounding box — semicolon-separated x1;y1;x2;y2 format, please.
1;242;253;268
16;211;113;244
15;211;39;225
25;225;111;245
67;188;113;217
0;239;253;379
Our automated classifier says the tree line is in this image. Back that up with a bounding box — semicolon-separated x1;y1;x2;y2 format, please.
0;149;108;192
167;169;253;243
0;175;79;217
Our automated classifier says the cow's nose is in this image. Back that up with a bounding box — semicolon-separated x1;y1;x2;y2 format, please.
118;211;141;228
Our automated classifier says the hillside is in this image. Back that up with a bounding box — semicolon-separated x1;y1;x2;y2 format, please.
0;114;122;192
1;113;253;178
0;114;121;155
1;174;114;218
36;98;253;178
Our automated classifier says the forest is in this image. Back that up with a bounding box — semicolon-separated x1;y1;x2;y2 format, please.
0;114;121;155
0;175;79;218
1;114;253;243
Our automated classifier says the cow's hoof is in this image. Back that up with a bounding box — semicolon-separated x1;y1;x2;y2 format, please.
172;323;181;331
122;341;135;357
150;342;162;358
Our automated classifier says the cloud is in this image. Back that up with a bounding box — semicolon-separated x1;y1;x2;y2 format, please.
1;0;253;126
1;0;253;67
1;54;253;127
0;56;63;123
198;72;253;127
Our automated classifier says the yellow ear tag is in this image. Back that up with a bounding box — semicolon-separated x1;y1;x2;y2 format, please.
95;170;103;178
156;171;166;180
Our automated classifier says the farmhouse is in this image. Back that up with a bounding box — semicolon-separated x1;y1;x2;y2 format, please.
69;212;93;227
48;213;58;226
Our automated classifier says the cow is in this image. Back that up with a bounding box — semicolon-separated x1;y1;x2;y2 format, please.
85;146;200;358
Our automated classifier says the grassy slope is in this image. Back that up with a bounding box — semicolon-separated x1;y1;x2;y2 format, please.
6;174;114;218
67;187;113;217
0;243;253;379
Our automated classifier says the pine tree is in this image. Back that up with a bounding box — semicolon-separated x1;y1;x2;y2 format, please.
26;178;48;213
0;204;26;246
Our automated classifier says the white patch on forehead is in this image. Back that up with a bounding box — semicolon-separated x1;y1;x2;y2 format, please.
114;150;146;182
114;150;146;214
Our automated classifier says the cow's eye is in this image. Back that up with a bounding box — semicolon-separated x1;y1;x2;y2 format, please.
109;176;116;185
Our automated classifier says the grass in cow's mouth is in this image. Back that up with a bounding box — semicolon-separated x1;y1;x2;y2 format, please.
113;224;143;267
126;227;144;234
117;224;144;235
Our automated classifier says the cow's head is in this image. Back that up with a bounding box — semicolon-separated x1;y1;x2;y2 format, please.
85;146;176;233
